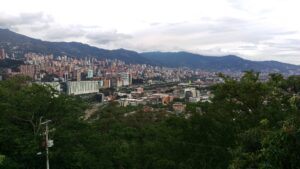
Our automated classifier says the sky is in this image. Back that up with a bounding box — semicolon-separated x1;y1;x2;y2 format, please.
0;0;300;64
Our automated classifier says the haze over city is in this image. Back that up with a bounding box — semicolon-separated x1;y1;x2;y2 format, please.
0;0;300;64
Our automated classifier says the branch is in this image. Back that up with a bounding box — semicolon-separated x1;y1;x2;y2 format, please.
11;116;36;135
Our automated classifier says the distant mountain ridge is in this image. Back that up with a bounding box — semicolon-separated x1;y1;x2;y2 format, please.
0;28;152;64
141;52;300;72
0;28;299;72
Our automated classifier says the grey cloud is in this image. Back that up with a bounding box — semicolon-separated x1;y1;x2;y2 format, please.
40;25;132;44
226;0;243;9
0;12;131;44
263;39;300;52
0;12;91;41
19;12;53;24
123;16;300;64
150;22;162;26
236;45;258;50
0;11;299;64
0;12;53;29
29;23;51;32
155;17;249;38
86;31;132;44
144;17;298;46
44;26;86;40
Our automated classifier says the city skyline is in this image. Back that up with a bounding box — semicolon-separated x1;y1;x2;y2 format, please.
0;0;300;64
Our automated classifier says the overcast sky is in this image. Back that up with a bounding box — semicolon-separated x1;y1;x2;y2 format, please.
0;0;300;64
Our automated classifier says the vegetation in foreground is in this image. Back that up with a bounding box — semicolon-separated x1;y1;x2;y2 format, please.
1;72;300;169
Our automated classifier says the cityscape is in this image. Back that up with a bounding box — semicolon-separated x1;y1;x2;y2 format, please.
0;47;220;111
1;0;300;169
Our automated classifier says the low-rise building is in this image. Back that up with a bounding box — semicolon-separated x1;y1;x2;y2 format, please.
172;102;186;113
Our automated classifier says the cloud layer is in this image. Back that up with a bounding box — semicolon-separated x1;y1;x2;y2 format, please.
0;0;300;64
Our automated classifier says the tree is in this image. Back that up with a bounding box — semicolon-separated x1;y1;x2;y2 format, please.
2;72;300;169
0;76;89;169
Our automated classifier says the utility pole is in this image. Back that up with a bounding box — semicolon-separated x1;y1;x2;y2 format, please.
41;120;51;169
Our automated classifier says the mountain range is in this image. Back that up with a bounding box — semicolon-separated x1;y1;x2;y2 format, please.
141;52;300;72
0;28;299;73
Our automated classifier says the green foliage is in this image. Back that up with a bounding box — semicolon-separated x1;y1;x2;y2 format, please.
0;76;88;169
1;72;300;169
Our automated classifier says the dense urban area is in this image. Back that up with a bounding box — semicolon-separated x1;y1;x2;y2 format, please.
0;49;225;107
1;46;300;169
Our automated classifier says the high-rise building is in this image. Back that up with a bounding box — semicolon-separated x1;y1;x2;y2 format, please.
87;69;93;78
72;69;81;81
98;80;104;88
111;77;122;88
76;70;81;81
63;72;69;82
20;65;36;79
103;79;111;88
119;72;130;86
0;49;5;60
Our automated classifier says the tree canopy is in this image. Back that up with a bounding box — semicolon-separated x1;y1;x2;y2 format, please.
1;73;300;169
